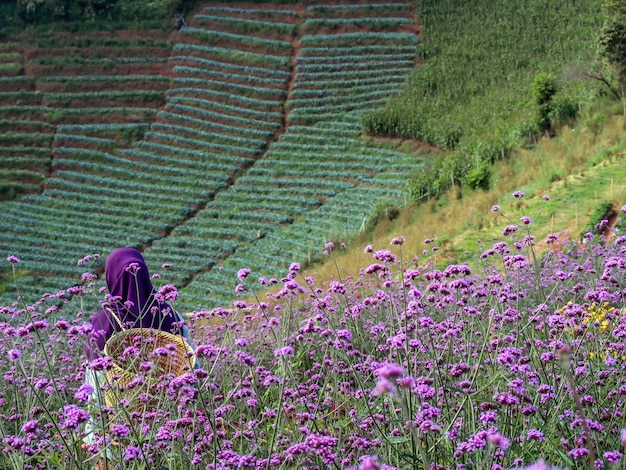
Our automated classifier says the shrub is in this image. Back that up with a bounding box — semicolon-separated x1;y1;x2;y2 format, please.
464;162;492;190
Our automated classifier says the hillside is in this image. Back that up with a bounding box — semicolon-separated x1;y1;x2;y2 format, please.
0;0;610;312
0;1;424;310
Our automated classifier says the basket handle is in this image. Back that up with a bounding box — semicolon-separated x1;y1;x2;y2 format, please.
105;307;125;331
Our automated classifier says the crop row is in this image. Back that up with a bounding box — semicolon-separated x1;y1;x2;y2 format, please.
115;147;237;173
150;123;266;148
51;156;233;184
296;66;414;81
202;6;298;16
296;53;415;64
268;139;398;156
165;103;281;130
169;55;290;79
53;133;117;147
171;76;286;99
0;210;155;249
156;111;273;139
215;190;320;208
172;43;290;67
37;74;169;83
0;119;53;131
166;87;281;111
297;59;415;73
290;82;402;100
143;131;260;157
53;145;243;173
131;140;250;166
194;15;296;31
17;193;177;228
287;100;388;120
285;124;361;138
44;89;164;101
49;170;212;200
292;74;408;91
254;158;384;174
302;45;416;56
306;3;410;12
56;123;149;133
304;17;413;27
300;32;419;45
32;56;167;65
182;27;292;49
173;65;287;86
167;95;282;121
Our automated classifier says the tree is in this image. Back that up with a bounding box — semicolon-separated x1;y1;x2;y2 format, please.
532;72;558;132
588;0;626;115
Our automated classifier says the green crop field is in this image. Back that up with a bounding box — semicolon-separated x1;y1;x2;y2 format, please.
0;0;613;313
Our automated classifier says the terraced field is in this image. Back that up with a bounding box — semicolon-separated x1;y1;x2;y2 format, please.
0;1;422;310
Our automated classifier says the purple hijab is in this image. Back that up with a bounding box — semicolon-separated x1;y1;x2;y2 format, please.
85;247;181;360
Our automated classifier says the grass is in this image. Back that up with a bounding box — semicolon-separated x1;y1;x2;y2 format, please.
303;112;626;283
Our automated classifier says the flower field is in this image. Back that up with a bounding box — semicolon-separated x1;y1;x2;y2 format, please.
0;1;423;310
2;195;626;468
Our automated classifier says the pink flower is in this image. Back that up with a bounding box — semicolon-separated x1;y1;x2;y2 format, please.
7;255;20;264
7;349;21;361
237;268;251;281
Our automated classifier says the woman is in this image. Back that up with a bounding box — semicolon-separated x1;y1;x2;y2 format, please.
82;247;196;467
85;247;190;359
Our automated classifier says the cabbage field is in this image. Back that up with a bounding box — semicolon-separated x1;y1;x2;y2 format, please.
0;1;422;310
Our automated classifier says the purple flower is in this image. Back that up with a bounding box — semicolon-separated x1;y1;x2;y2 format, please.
7;349;21;361
336;329;352;341
568;447;589;459
7;255;20;264
124;445;142;461
21;420;39;433
373;249;397;263
89;356;114;371
517;460;562;470
527;429;544;441
237;268;251;281
59;405;89;430
491;205;500;212
621;428;626;447
274;346;294;357
74;383;94;402
376;363;403;380
363;263;387;274
357;455;381;470
520;216;532;225
390;236;405;245
604;451;622;464
513;190;524;198
289;263;300;272
502;225;519;236
155;284;178;303
364;245;373;253
112;424;130;438
542;195;550;200
487;432;510;450
372;378;397;397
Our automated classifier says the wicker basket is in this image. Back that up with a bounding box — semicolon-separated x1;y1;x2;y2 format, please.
102;310;196;410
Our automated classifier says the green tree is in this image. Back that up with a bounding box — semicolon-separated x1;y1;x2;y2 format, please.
532;72;558;132
587;0;626;115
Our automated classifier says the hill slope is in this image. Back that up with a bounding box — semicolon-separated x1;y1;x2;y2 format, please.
0;1;423;309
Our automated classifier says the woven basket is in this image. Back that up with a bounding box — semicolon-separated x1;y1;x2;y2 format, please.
102;311;196;410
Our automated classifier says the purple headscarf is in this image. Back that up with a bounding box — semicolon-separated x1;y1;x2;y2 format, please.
85;247;181;360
